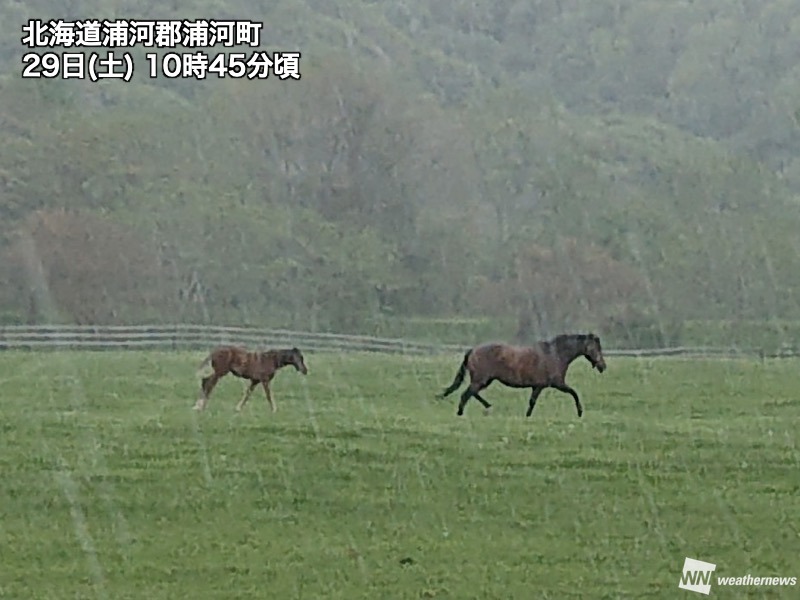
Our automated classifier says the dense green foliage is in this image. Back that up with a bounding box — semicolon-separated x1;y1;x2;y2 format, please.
1;351;798;598
1;1;800;347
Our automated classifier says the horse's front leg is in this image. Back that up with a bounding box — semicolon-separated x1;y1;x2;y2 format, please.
526;386;544;417
553;383;582;418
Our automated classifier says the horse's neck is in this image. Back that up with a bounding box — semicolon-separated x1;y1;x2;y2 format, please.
261;351;283;369
552;340;584;368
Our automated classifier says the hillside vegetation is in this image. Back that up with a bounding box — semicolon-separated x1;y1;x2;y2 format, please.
2;0;800;348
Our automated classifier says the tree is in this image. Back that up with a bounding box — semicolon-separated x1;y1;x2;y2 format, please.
1;209;180;324
470;235;648;339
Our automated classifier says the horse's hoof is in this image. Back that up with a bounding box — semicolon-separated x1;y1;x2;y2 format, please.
483;407;491;416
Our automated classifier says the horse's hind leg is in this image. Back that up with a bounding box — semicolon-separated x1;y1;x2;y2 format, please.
456;388;472;416
473;393;492;416
236;381;258;412
194;373;222;410
261;381;276;413
554;384;583;418
457;381;489;416
474;393;491;407
526;386;544;417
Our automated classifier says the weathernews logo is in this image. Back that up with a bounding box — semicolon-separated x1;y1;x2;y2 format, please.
679;557;797;595
679;558;716;595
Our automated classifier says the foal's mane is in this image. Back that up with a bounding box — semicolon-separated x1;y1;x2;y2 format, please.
269;347;300;364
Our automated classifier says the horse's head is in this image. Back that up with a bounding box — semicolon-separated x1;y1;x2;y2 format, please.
289;347;308;375
583;333;606;373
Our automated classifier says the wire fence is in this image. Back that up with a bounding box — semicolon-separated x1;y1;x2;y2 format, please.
0;324;796;358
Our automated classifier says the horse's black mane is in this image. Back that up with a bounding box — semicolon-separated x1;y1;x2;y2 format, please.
549;332;598;345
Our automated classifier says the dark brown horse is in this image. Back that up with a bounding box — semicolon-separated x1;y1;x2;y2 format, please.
193;345;308;412
438;333;606;417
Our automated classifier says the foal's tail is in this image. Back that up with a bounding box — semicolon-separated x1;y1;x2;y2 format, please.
195;353;212;378
437;350;472;399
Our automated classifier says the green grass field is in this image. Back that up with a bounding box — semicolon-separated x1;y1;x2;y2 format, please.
1;351;798;599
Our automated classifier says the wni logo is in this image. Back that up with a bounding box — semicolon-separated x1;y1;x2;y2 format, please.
679;557;717;595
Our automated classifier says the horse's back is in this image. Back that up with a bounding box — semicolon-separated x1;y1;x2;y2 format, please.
470;342;534;369
472;342;536;360
469;341;549;385
210;345;249;368
472;342;503;355
211;344;239;357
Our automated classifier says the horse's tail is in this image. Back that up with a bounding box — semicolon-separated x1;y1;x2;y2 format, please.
196;353;213;378
437;350;472;399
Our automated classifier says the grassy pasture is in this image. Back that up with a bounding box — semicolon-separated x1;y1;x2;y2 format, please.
0;350;798;599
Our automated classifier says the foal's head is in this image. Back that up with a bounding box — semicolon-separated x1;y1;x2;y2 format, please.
285;347;308;375
580;333;606;373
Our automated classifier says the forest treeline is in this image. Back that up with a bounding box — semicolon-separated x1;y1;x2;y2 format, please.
1;0;800;348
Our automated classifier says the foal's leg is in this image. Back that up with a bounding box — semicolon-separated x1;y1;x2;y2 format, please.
553;384;583;418
262;381;276;413
526;386;544;417
194;373;222;410
235;380;258;412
